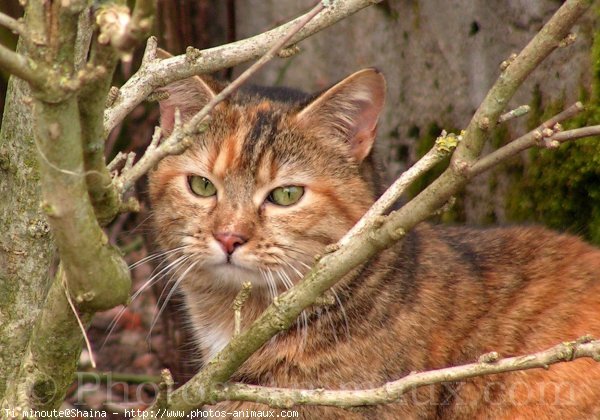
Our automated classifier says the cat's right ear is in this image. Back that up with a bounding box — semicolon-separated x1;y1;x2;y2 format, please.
295;68;386;162
155;48;217;135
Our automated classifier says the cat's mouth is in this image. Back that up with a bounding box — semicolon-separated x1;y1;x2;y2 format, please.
209;260;268;288
215;258;246;270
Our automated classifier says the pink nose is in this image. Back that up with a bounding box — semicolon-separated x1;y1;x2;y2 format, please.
214;232;247;255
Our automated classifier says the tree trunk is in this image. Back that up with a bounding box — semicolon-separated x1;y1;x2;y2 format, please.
0;61;55;399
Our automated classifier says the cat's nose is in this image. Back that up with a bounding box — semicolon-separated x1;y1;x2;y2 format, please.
214;232;248;255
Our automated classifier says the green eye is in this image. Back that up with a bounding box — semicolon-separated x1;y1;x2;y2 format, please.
188;175;217;197
268;186;304;206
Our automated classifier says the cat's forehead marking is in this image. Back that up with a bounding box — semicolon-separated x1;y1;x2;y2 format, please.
207;105;283;182
211;131;244;179
256;101;272;112
242;109;280;170
200;101;346;194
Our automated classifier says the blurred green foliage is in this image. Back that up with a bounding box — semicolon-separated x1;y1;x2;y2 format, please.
506;29;600;245
404;25;600;245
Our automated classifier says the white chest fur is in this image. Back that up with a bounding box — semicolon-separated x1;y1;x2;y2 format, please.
199;323;232;361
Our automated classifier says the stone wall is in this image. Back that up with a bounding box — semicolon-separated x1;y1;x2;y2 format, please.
233;0;598;237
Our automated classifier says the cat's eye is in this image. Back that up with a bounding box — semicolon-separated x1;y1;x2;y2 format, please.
188;175;217;197
268;186;304;206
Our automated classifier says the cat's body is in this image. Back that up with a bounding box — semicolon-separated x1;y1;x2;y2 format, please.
149;65;600;419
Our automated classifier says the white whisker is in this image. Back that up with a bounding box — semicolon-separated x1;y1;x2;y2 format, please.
154;256;193;304
277;268;294;290
260;268;276;302
266;269;279;298
132;254;189;303
324;305;339;344
129;245;189;269
331;287;350;337
296;260;313;271
148;258;199;341
278;253;349;343
103;254;190;348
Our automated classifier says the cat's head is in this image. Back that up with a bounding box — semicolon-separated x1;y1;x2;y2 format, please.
148;69;386;295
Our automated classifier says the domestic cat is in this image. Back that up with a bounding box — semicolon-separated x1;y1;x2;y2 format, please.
148;67;600;419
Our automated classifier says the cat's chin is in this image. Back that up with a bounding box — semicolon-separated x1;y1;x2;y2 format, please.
208;262;267;289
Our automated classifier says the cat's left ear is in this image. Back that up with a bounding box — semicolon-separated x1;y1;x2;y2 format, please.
155;48;217;135
296;68;386;162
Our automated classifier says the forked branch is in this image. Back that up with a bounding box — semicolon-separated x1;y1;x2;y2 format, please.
470;102;590;175
339;130;462;247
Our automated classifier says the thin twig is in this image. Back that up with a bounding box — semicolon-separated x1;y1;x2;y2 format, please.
0;12;25;38
233;282;252;337
214;338;600;408
141;35;158;65
470;102;585;176
186;1;325;131
340;131;461;247
104;0;379;135
107;151;127;172
114;126;164;193
498;105;530;123
154;369;175;412
549;124;600;143
541;101;584;129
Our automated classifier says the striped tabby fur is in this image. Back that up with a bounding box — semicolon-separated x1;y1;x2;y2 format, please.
148;68;600;419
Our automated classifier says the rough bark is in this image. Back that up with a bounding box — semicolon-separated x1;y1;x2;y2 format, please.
0;48;55;401
0;0;132;411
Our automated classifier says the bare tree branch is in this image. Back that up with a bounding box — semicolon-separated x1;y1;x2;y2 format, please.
471;102;585;175
233;282;252;337
80;0;156;224
1;268;93;414
339;131;461;247
498;105;530;123
114;125;167;193
26;2;132;314
1;2;133;411
103;0;383;136
0;12;25;38
0;43;48;90
550;124;600;142
213;338;600;408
